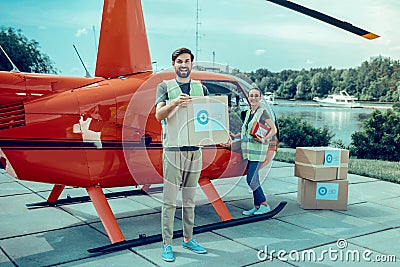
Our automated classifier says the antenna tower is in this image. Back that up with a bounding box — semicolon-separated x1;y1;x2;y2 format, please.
195;0;201;63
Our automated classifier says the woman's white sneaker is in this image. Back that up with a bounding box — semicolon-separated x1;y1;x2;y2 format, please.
254;205;271;215
242;207;258;216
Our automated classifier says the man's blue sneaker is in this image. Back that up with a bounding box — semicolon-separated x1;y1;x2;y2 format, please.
182;239;207;254
162;244;175;262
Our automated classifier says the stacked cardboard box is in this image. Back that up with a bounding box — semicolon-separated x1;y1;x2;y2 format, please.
295;147;349;210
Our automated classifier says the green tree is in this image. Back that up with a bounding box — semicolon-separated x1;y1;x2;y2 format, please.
393;102;400;112
351;109;400;161
277;116;334;148
276;78;296;99
294;74;311;99
0;27;57;74
247;57;400;102
311;72;332;97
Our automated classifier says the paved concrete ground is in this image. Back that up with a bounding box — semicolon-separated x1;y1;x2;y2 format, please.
0;161;399;267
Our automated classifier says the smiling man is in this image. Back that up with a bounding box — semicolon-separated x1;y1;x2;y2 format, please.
155;47;209;262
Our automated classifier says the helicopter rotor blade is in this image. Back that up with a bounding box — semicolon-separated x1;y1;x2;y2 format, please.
266;0;380;40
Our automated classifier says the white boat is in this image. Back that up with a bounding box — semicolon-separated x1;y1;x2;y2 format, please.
264;92;276;105
313;90;361;108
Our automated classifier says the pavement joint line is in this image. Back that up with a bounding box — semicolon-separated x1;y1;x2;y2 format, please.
340;206;395;225
57;204;104;226
288;239;344;252
57;204;161;237
0;246;18;267
273;216;339;238
222;199;256;210
84;210;162;226
0;192;33;197
344;240;400;259
333;202;400;220
31;187;49;201
277;215;394;241
0;180;15;184
285;238;400;263
347;200;368;205
207;228;273;253
348;179;380;185
272;191;298;196
346;227;400;243
274;217;319;233
16;180;46;193
129;248;160;266
0;223;89;242
42;250;139;267
370;195;400;203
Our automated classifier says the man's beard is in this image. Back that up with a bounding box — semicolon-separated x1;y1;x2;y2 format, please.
175;67;191;78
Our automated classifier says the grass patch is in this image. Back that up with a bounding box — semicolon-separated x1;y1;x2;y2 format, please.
348;159;400;184
274;150;400;184
274;151;296;164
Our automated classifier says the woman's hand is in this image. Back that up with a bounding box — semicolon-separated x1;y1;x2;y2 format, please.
219;137;232;148
254;135;270;143
229;131;240;140
253;135;263;143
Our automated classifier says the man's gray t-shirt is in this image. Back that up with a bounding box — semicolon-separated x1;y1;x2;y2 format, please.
155;79;209;151
155;79;209;106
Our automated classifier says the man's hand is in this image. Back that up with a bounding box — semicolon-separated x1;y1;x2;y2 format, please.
173;93;192;107
155;93;192;121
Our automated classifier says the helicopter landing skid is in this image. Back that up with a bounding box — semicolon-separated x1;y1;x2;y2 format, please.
25;186;163;208
88;201;287;254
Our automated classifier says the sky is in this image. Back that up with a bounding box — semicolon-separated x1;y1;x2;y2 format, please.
1;0;400;76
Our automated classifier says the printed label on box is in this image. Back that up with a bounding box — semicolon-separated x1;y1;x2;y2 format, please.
324;150;341;167
193;103;227;132
316;183;339;201
256;126;269;137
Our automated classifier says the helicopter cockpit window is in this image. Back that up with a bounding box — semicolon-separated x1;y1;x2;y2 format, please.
201;80;248;135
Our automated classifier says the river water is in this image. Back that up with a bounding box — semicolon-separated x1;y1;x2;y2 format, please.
270;100;392;145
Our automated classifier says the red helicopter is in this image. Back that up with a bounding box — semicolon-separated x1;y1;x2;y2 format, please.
0;0;378;249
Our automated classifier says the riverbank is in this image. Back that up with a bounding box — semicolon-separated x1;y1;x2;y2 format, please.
271;101;389;145
275;148;400;185
274;99;393;109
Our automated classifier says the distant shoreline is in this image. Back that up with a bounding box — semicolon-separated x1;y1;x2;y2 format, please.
274;99;392;109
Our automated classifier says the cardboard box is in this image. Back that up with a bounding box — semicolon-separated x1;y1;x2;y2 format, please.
166;96;230;146
295;147;349;181
297;178;348;210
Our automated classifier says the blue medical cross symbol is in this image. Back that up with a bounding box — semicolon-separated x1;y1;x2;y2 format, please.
197;110;209;125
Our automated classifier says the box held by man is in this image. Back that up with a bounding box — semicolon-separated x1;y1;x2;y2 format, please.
166;96;230;146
